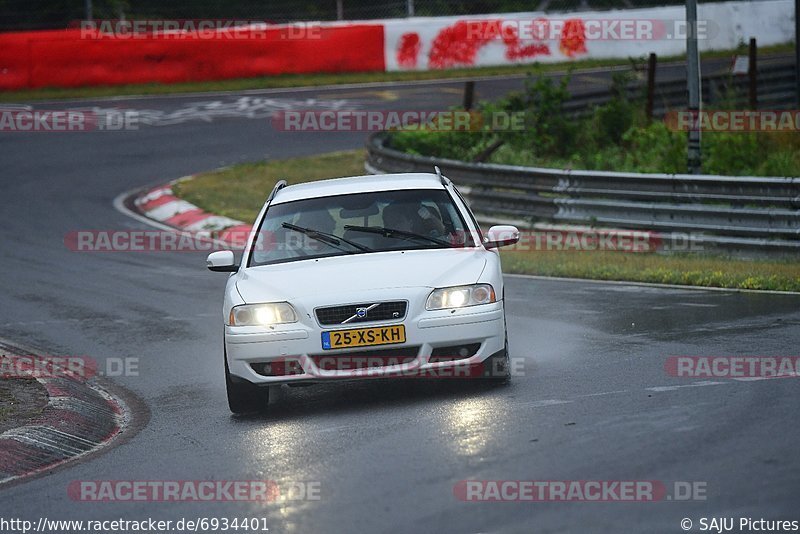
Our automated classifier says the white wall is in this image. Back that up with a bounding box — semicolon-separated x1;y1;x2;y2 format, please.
383;0;794;71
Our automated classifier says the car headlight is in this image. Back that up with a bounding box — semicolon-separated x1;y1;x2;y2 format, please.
229;303;297;326
426;284;496;310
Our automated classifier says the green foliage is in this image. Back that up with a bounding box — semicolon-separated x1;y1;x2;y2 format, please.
389;69;800;177
702;132;761;175
390;70;578;162
504;73;577;157
703;131;800;176
389;117;498;162
758;151;800;177
617;122;686;174
591;71;639;147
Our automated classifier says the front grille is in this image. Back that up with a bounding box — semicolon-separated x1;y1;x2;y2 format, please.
310;346;419;371
315;301;407;326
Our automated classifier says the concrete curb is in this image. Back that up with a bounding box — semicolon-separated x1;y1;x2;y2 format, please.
0;339;132;486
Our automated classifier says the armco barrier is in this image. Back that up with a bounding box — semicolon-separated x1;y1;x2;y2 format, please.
365;132;800;254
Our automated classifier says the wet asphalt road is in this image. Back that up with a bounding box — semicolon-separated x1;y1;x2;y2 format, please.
1;64;799;533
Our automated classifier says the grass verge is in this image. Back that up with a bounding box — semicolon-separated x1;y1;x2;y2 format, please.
1;44;792;102
173;150;368;223
502;251;800;292
173;149;800;292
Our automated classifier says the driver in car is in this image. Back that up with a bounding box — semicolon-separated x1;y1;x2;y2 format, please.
382;201;446;238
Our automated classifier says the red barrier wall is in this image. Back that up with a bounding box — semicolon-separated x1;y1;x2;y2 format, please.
0;25;385;90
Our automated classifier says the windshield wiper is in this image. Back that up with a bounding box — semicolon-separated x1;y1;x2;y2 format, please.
343;225;450;247
281;223;373;252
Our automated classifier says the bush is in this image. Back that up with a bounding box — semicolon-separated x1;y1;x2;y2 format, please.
618;122;686;174
503;73;577;158
386;70;800;177
589;71;640;148
389;127;490;161
702;132;762;175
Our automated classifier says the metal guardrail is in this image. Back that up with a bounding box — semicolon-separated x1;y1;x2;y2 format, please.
366;132;800;253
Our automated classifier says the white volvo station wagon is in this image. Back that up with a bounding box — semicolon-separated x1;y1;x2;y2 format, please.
207;170;520;414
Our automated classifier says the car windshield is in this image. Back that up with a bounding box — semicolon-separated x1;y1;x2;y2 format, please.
248;188;477;266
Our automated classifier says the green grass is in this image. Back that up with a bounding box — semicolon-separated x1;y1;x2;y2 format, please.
173;150;368;223
1;43;792;102
501;250;800;292
173;149;800;292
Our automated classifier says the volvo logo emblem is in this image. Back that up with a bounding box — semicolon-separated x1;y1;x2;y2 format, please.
342;303;381;324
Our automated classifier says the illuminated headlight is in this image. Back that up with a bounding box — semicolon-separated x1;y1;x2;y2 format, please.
229;303;297;326
426;284;496;310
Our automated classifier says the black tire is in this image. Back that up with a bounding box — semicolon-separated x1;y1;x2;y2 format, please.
225;349;270;414
481;335;511;382
482;303;511;382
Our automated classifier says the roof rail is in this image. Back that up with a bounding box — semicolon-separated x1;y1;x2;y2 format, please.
434;165;448;186
267;180;288;202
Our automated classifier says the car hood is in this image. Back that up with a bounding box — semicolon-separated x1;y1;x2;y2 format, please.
236;249;487;302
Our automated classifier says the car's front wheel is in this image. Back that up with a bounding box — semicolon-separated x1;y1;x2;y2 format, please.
482;305;511;382
225;348;271;414
481;335;511;382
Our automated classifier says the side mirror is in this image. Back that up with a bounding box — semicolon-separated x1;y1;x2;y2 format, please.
484;225;520;249
207;250;238;272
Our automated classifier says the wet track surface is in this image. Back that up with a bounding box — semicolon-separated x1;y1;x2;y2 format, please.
1;64;799;532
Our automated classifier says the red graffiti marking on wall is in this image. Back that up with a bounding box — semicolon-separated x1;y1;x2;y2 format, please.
559;19;587;58
394;18;589;69
397;32;422;68
428;20;550;69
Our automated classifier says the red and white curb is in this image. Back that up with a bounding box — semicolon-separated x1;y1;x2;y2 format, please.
132;179;252;247
0;340;130;486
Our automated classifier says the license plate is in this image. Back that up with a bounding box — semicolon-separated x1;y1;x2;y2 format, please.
321;325;405;350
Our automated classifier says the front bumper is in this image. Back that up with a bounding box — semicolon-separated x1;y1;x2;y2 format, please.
225;303;505;385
